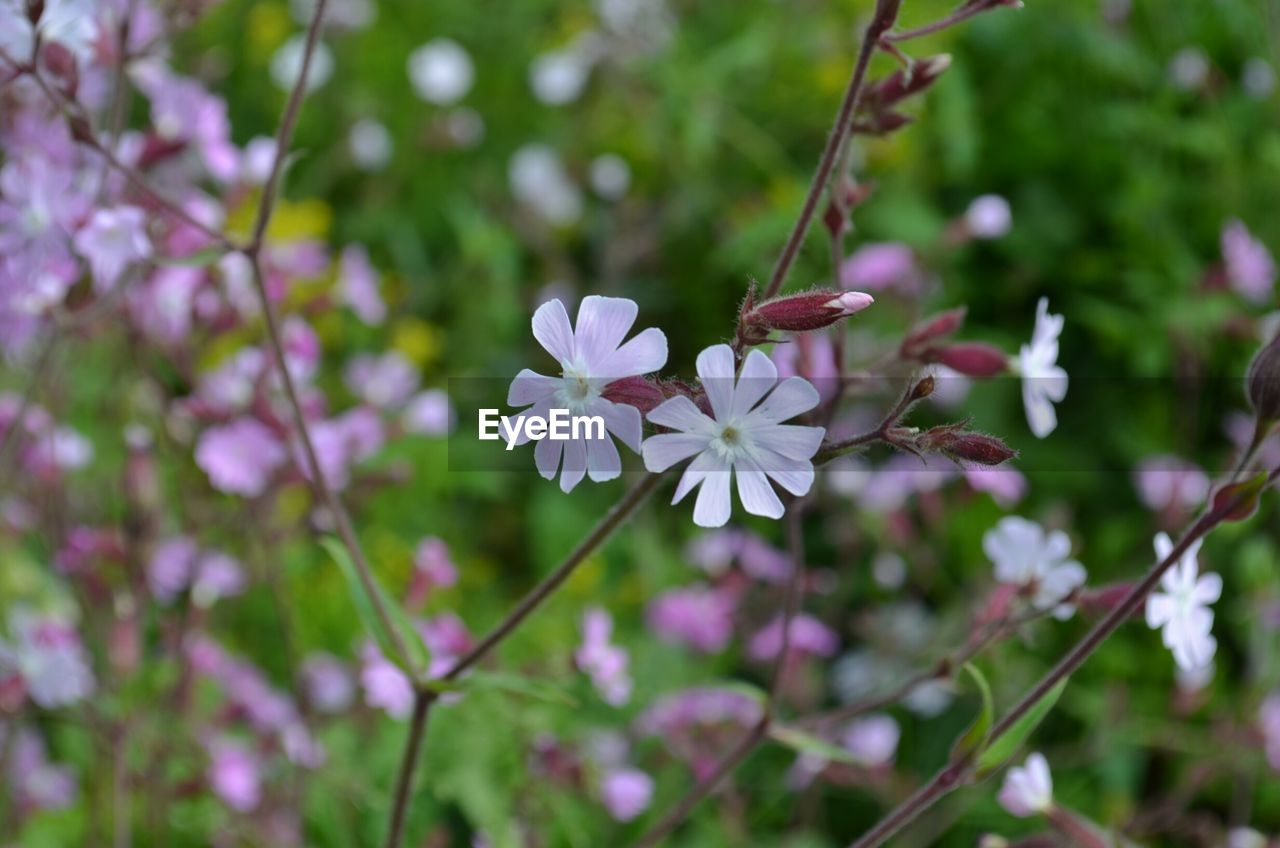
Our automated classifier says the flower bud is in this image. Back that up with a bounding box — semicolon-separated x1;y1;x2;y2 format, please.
851;111;914;136
1247;334;1280;424
744;290;873;333
936;343;1010;377
918;421;1016;466
601;376;667;415
40;41;77;98
26;0;44;26
900;307;966;358
822;178;875;239
862;55;952;113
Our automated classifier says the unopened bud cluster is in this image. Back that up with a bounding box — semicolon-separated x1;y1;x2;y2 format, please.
1247;333;1280;425
900;307;1010;377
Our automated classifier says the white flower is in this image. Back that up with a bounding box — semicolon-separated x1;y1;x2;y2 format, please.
590;154;631;200
73;206;152;291
407;39;474;104
964;194;1011;239
1018;297;1068;439
641;345;824;528
983;516;1086;619
269;35;334;93
0;0;98;64
509;145;582;226
1145;532;1221;671
0;611;95;709
997;752;1054;817
348;118;392;171
529;49;593;105
507;296;667;492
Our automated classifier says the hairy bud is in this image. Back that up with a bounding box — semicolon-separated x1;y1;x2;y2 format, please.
40;41;78;98
918;421;1017;466
862;55;953;113
936;343;1010;377
822;178;875;238
601;376;667;415
26;0;44;26
851;111;914;136
1247;334;1280;424
901;307;967;358
743;290;874;335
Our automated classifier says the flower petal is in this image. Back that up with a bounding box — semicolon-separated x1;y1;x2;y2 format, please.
693;468;733;528
586;433;622;483
534;435;562;481
672;450;726;504
747;376;820;425
643;432;712;472
590;398;643;454
696;344;737;421
734;456;784;519
560;437;588;493
1022;380;1058;439
731;350;777;418
508;369;561;406
532;298;576;364
575;296;637;368
647;395;715;434
1193;572;1223;606
754;447;815;496
751;423;825;461
597;327;668;379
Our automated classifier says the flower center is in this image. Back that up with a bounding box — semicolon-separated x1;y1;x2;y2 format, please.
711;420;752;461
557;364;599;414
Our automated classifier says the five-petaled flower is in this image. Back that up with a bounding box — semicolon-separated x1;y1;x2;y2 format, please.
641;345;824;528
508;297;667;492
1145;532;1220;671
997;751;1054;817
1017;297;1068;439
983;516;1086;619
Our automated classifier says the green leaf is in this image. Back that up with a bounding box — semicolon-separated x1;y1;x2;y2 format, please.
155;247;226;267
951;662;995;761
443;671;579;707
976;677;1069;776
320;537;431;678
768;724;863;765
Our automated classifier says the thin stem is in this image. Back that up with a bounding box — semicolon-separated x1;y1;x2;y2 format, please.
883;1;987;43
760;0;900;301
443;472;665;681
0;328;59;483
236;0;412;671
768;506;809;704
383;691;434;848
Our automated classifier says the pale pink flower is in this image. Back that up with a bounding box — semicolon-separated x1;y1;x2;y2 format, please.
301;653;355;714
1146;532;1220;671
73;206;152;291
345;351;420;409
1222;219;1275;304
1018;298;1068;438
642;345;823;527
839;242;919;292
1133;456;1210;513
998;752;1054;816
576;608;631;706
964;194;1012;239
195;418;287;497
360;644;415;719
646;586;735;653
1259;692;1280;771
748;613;839;661
337;244;385;324
0;611;95;709
402;389;455;435
841;714;900;766
207;740;262;812
984;516;1086;619
413;537;458;589
508;296;667;492
965;468;1028;506
599;767;653;822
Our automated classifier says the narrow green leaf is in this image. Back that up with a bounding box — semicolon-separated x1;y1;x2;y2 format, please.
769;724;862;765
976;677;1069;775
449;671;579;707
951;662;995;761
319;537;430;677
156;247;226;267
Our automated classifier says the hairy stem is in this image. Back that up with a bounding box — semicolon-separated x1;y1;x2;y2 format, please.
760;0;900;301
383;691;435;848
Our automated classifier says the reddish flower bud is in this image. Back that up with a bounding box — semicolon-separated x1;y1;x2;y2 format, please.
26;0;44;26
936;343;1010;377
1247;334;1280;424
901;307;967;358
918;421;1016;466
744;290;874;333
1077;582;1142;618
822;179;875;239
909;374;936;402
601;375;667;415
863;54;953;112
851;111;915;136
40;41;77;97
1211;473;1268;524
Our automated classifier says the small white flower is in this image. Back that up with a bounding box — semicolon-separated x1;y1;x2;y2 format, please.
590;154;631;200
508;296;667;492
964;194;1011;239
509;145;582;226
997;752;1054;817
407;39;474;104
642;345;825;528
983;516;1086;619
270;35;335;93
1017;297;1068;439
348;118;392;170
1145;532;1220;671
529;49;592;105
